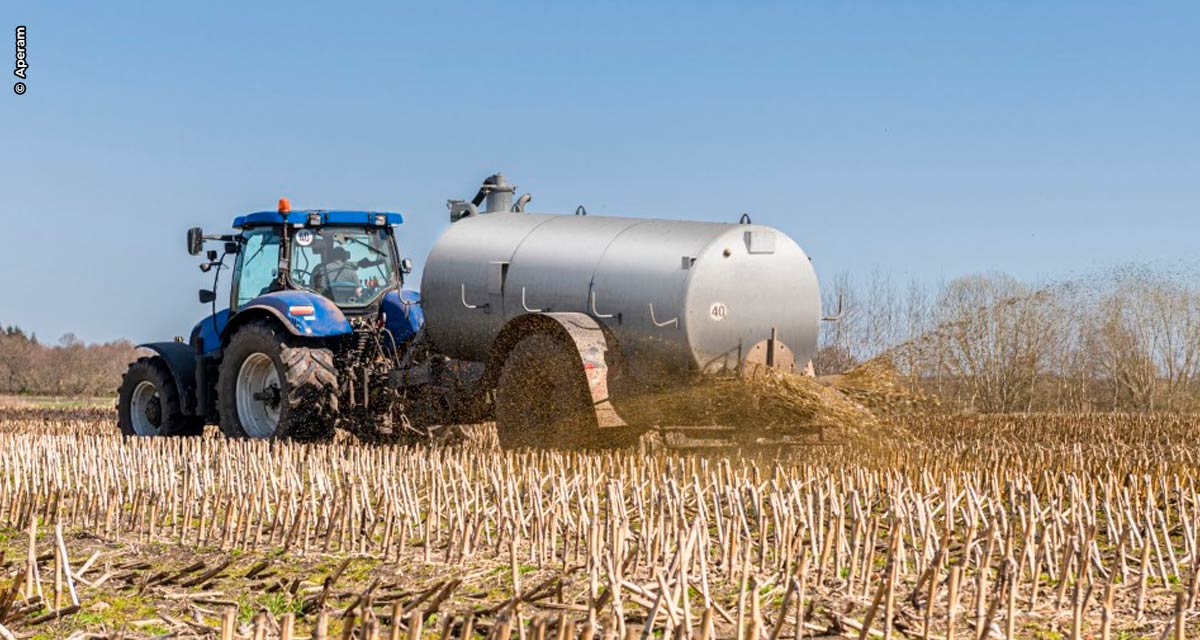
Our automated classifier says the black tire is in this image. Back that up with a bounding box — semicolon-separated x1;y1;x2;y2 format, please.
217;320;338;441
494;333;598;450
117;357;205;437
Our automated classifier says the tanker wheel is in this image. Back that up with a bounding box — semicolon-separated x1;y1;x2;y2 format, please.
495;333;598;450
117;356;205;437
217;320;339;442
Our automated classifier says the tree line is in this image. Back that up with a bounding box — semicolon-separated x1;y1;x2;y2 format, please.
818;267;1200;413
0;326;136;396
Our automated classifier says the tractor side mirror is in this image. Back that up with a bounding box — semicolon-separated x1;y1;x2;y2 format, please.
187;227;204;256
400;258;414;275
198;289;216;304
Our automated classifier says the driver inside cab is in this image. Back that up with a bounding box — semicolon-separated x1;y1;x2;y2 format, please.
287;227;397;305
310;236;361;298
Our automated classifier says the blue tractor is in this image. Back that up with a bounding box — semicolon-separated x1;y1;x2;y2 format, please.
116;199;456;442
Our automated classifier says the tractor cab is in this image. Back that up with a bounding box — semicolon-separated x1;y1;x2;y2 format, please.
200;200;409;310
185;200;419;353
224;206;407;310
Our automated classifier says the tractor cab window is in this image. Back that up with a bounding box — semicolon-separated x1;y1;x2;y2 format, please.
289;227;398;306
234;228;283;307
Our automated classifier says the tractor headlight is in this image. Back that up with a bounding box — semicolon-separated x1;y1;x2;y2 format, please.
374;214;387;226
307;212;322;227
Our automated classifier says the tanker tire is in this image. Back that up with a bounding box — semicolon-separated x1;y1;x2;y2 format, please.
495;333;598;450
217;320;338;442
117;357;205;437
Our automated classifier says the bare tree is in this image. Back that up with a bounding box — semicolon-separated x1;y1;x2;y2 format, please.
819;267;1200;414
1085;273;1200;411
0;325;136;396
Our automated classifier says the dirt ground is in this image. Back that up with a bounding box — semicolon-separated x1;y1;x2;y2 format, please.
2;399;1199;639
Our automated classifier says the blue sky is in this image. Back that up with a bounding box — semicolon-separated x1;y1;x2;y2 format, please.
2;3;1197;343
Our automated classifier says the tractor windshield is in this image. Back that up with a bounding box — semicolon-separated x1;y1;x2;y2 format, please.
289;227;399;306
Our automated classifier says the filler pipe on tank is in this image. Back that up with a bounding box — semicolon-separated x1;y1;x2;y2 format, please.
514;193;532;212
471;173;516;214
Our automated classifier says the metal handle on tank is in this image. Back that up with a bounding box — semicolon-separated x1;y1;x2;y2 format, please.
521;287;544;313
648;303;679;328
461;284;490;312
821;293;844;322
590;291;616;320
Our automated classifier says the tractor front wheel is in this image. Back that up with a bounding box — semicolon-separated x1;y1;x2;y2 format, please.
117;357;204;437
217;321;338;441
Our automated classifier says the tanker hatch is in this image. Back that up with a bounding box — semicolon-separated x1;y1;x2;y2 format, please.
448;173;522;222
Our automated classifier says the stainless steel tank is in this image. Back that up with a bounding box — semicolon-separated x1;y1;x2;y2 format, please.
420;211;821;381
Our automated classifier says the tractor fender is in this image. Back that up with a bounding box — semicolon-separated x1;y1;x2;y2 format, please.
137;341;200;416
486;312;626;428
381;289;424;347
223;291;353;342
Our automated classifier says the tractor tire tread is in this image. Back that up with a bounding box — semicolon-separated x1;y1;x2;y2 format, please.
217;320;338;441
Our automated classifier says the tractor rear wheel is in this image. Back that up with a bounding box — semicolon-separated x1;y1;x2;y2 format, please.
117;357;204;437
494;333;598;450
217;321;338;441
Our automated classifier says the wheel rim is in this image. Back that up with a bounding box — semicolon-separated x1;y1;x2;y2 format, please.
129;380;162;436
236;353;282;438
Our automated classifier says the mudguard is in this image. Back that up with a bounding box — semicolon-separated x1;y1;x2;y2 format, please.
382;289;424;347
488;312;626;428
191;309;230;356
225;290;353;340
137;341;200;415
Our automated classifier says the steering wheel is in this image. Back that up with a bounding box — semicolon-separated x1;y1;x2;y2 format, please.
291;268;315;287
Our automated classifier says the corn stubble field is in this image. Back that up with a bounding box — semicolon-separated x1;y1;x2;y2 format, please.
2;400;1200;639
